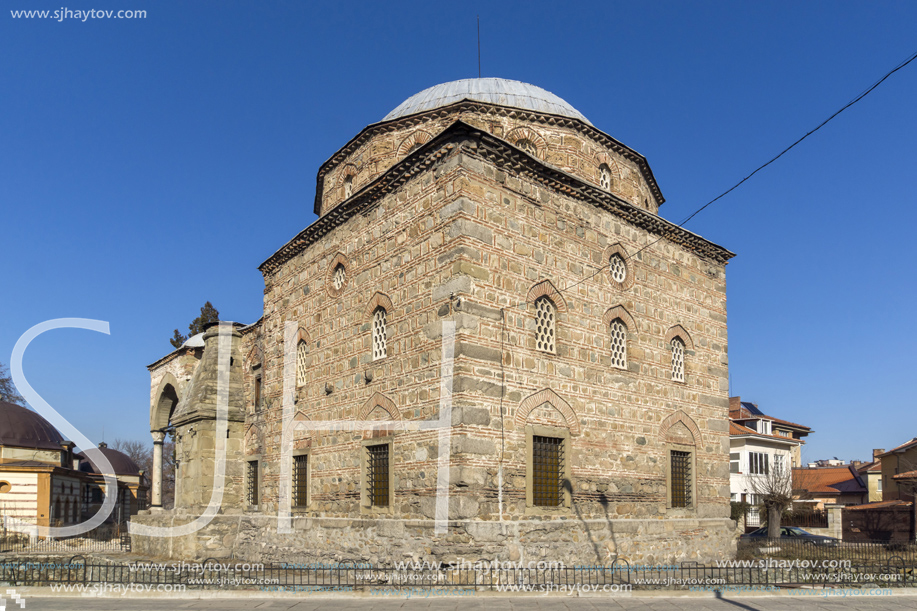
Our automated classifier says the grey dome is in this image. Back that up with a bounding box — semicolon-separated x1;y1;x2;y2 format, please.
383;78;592;126
181;332;205;349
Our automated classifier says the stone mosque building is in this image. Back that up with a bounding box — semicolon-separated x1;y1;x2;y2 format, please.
134;78;736;565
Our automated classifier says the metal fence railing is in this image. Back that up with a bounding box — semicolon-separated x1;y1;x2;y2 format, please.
0;553;914;592
737;538;917;565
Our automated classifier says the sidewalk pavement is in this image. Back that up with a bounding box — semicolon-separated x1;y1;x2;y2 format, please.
10;591;917;611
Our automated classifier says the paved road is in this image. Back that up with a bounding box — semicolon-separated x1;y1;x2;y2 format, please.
10;593;917;611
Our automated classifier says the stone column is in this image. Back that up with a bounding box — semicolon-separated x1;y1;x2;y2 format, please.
151;430;166;509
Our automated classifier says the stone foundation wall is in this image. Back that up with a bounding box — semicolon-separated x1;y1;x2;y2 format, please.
131;511;735;566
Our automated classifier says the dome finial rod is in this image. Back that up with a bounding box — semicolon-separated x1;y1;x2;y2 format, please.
477;15;481;78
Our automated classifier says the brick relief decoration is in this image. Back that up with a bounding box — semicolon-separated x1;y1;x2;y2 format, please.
602;243;636;291
602;305;636;331
516;388;581;436
358;392;401;439
505;126;547;159
659;410;700;446
526;280;567;312
664;324;695;351
292;410;312;448
364;292;394;318
397;129;433;156
244;424;263;456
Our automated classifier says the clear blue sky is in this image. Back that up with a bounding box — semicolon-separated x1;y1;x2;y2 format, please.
2;1;915;462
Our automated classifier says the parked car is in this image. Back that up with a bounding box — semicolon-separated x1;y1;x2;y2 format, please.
740;526;839;546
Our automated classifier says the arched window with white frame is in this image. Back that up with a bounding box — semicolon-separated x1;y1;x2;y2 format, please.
296;339;308;387
609;318;627;369
671;337;685;382
372;307;387;360
534;296;556;354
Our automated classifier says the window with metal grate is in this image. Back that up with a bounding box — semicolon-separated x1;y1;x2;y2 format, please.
293;455;308;508
367;444;390;507
532;435;564;507
247;460;259;507
670;450;691;508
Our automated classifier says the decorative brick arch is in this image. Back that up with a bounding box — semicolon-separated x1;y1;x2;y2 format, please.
326;252;350;297
516;389;581;436
602;243;636;290
365;292;394;318
295;328;310;344
337;163;358;187
244;424;262;455
659;410;700;446
665;324;694;351
603;305;636;331
527;280;567;312
358;392;401;422
505;126;547;159
397;130;433;156
247;345;263;369
292;410;312;436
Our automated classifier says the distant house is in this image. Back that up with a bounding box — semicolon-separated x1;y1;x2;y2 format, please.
876;437;917;504
792;464;868;509
855;449;884;503
729;397;811;507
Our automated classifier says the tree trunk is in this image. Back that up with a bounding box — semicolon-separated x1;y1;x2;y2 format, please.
767;505;782;540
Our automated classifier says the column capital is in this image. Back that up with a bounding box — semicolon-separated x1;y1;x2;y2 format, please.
152;430;166;444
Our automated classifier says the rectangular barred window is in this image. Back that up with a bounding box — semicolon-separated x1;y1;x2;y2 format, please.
247;460;259;507
367;444;390;507
670;450;691;508
532;435;564;507
293;455;308;508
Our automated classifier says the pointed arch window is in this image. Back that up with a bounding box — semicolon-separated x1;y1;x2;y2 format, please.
344;175;353;199
609;318;627;369
296;339;308;387
372;307;387;360
332;264;346;291
609;254;627;284
671;337;685;383
534;296;556;354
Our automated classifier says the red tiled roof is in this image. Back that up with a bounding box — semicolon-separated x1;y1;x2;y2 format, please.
793;466;866;495
892;470;917;480
878;438;917;458
846;500;912;510
767;416;811;431
730;421;802;443
857;460;881;474
730;422;756;435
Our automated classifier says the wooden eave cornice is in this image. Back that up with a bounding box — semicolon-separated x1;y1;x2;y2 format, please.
313;100;666;216
261;121;734;276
